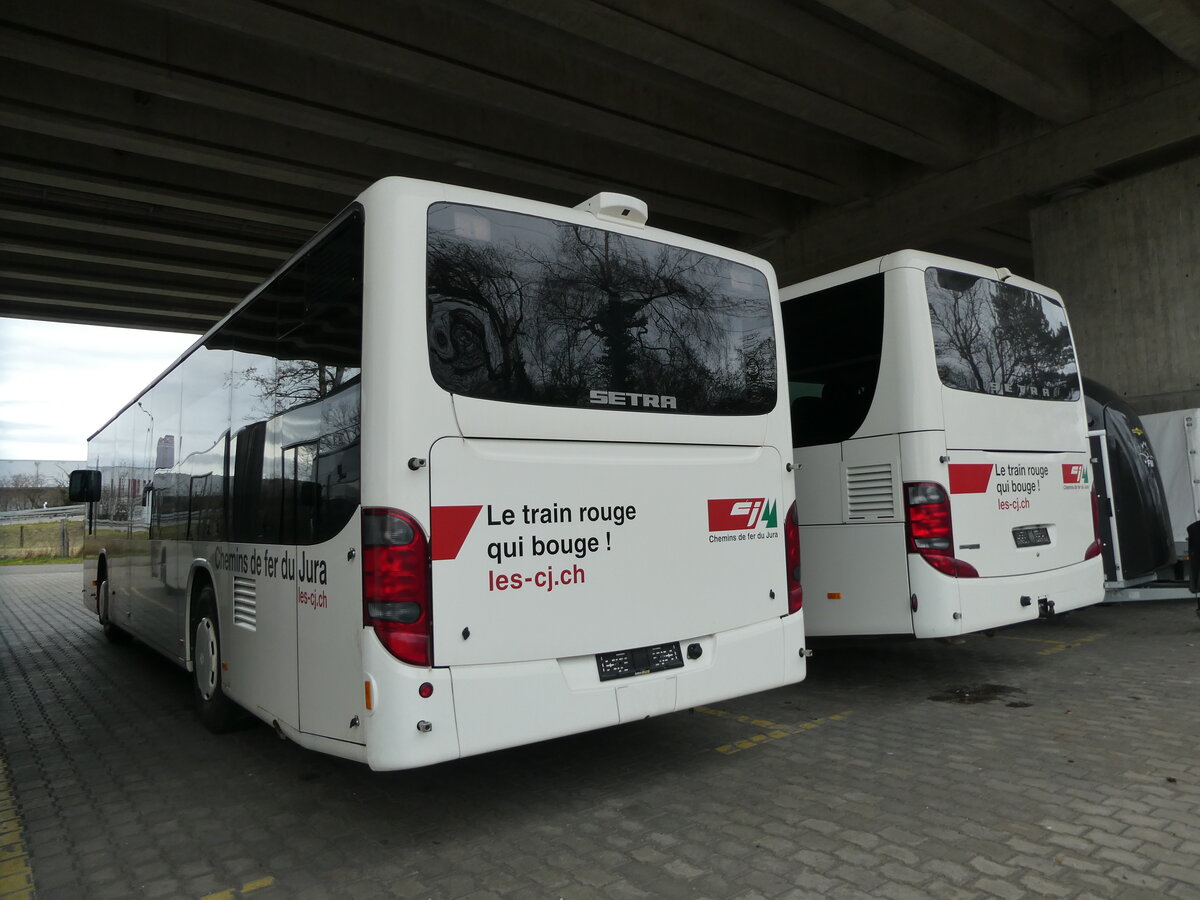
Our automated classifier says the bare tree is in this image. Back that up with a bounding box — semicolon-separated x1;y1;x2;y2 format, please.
929;274;1075;396
0;472;67;509
427;214;774;408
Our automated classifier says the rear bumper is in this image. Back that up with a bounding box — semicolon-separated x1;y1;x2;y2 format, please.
362;612;807;770
911;556;1104;638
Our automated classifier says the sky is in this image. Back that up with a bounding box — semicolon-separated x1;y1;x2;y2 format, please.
0;318;199;462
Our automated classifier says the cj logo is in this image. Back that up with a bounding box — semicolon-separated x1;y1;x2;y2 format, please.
730;500;763;528
1062;464;1090;485
708;498;778;532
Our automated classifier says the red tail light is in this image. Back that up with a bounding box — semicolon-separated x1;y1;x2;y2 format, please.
904;482;978;578
1084;486;1103;561
362;507;431;666
784;501;803;613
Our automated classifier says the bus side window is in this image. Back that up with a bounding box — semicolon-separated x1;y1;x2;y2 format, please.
282;441;319;545
223;212;363;548
782;274;885;448
230;422;266;542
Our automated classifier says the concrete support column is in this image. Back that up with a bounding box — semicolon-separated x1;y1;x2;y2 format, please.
1032;155;1200;414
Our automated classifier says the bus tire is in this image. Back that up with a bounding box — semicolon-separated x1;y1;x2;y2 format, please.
192;587;241;733
98;580;130;644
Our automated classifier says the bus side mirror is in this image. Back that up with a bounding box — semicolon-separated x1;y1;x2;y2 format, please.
69;469;102;503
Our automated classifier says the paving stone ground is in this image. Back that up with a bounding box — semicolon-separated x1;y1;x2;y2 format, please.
2;564;1200;899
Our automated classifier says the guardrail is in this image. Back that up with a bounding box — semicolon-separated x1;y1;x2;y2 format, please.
0;505;86;522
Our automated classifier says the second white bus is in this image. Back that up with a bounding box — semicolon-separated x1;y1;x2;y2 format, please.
779;250;1104;638
70;177;806;770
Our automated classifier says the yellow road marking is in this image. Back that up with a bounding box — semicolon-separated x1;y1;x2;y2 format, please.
696;707;853;755
997;633;1105;655
200;876;275;900
0;756;33;900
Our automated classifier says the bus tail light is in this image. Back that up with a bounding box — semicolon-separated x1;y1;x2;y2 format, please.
904;482;979;578
1084;486;1103;561
784;501;803;613
362;507;432;666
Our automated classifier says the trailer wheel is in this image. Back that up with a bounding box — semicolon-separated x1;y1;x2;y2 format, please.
98;580;130;644
193;586;241;733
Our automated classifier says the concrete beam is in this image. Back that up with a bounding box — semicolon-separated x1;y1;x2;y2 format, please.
0;292;221;332
813;0;1091;122
123;0;858;202
0;161;326;233
0;23;793;235
1;269;236;307
0;101;372;198
1;240;264;287
1110;0;1200;69
763;76;1200;282
481;0;971;166
0;130;347;221
0;208;292;262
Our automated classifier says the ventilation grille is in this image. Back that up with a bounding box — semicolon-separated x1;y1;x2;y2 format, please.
233;576;257;629
847;463;896;520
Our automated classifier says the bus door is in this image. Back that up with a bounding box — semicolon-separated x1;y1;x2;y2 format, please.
291;433;366;745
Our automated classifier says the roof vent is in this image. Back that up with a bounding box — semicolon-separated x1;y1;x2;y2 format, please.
575;192;648;227
996;267;1013;282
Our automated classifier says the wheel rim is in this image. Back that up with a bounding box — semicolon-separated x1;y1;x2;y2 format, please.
195;618;218;701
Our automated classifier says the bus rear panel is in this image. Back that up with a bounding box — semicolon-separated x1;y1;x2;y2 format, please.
781;250;1103;638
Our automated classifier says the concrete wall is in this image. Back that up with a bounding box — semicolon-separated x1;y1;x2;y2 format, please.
1032;154;1200;415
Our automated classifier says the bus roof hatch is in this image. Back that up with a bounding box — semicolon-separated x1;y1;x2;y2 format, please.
575;192;648;227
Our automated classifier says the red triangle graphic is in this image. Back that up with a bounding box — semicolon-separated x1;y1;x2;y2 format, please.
430;505;483;561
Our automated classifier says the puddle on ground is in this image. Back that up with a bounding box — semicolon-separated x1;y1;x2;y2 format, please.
928;683;1030;707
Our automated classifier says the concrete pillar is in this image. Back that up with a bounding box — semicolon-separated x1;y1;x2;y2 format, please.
1031;155;1200;414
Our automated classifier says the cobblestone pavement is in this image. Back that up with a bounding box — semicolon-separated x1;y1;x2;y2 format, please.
2;565;1200;900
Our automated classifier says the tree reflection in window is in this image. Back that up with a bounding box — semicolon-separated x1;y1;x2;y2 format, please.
926;268;1079;401
427;204;776;415
219;212;364;545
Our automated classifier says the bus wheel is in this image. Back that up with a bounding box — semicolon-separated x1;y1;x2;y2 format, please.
193;587;241;733
98;580;130;644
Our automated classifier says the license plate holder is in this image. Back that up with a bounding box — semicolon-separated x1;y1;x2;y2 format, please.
596;642;684;682
1012;526;1051;548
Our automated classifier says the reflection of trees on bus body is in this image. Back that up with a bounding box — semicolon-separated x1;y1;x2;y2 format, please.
926;269;1078;400
230;356;357;422
427;205;776;414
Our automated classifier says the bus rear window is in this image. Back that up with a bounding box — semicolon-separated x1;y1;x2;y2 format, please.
426;203;776;415
925;267;1080;402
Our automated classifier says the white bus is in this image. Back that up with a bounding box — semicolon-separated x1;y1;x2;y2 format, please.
69;178;806;770
778;250;1103;638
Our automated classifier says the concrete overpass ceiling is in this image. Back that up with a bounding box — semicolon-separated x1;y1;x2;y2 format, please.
1;0;1198;333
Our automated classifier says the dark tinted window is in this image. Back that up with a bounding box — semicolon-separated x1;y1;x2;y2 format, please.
926;268;1079;401
781;275;885;447
426;203;776;415
218;211;364;545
